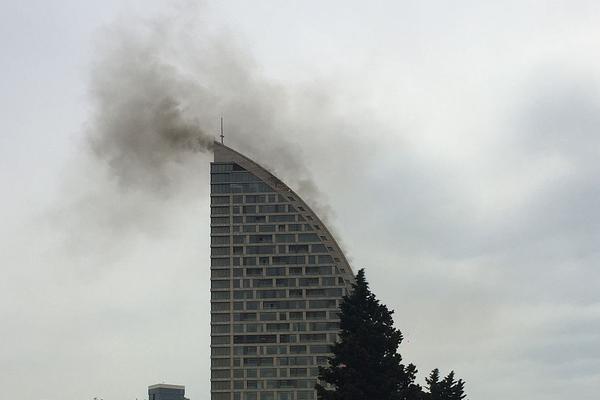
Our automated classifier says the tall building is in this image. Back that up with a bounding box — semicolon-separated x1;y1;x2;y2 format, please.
148;384;188;400
210;143;355;400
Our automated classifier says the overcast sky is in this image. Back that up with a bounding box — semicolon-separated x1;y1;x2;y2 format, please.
1;1;600;399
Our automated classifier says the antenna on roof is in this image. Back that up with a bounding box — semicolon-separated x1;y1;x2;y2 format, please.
220;116;224;144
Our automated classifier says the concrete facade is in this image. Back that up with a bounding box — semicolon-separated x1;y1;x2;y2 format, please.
210;143;354;400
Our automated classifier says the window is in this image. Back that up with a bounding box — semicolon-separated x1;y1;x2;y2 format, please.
257;290;287;299
211;269;230;278
211;196;230;204
272;256;305;265
266;267;286;276
246;195;266;203
310;345;331;353
247;215;267;223
212;206;230;215
260;368;277;378
288;245;309;253
259;225;276;232
212;247;230;256
212;291;230;300
297;391;315;400
276;278;296;287
212;236;230;245
246;246;275;255
275;234;295;243
298;233;319;242
309;322;340;331
243;205;257;214
233;235;245;244
299;333;327;342
306;288;342;297
211;163;233;173
289;312;304;320
253;279;273;288
289;367;307;376
212;280;230;289
212;226;230;234
211;217;229;225
269;215;296;222
234;312;257;321
212;347;231;356
289;346;307;354
246;268;263;276
305;311;326;320
308;299;337;309
234;335;277;344
260;312;277;321
259;204;288;213
243;257;257;266
211;184;230;193
321;277;336;286
212;335;230;345
249;234;273;243
311;244;327;252
233;195;244;204
211;381;231;390
211;324;230;334
211;302;230;311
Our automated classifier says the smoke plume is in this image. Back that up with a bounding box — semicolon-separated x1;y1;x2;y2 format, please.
80;10;357;241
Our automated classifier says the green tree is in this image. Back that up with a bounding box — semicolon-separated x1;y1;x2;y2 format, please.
316;269;423;400
425;369;466;400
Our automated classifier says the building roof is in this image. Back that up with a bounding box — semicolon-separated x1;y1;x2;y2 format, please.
148;384;185;390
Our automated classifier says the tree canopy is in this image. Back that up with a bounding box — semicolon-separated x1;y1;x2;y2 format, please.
316;269;466;400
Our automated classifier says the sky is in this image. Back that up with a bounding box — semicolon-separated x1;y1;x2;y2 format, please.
1;1;600;399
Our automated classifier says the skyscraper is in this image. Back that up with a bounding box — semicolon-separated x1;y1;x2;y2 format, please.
210;143;355;400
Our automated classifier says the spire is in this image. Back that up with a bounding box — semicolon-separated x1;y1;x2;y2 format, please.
219;116;224;144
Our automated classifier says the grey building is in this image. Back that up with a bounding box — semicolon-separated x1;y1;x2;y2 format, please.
148;384;188;400
210;143;355;400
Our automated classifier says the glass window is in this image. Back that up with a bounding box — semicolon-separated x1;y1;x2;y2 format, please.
211;258;230;267
211;196;230;204
211;217;229;225
269;215;296;222
274;234;295;243
212;247;230;256
212;226;230;234
259;224;276;232
298;233;319;242
211;163;233;173
249;234;273;243
212;236;230;245
211;269;230;278
311;244;327;252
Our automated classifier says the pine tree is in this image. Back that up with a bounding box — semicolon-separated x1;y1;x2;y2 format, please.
316;269;422;400
425;369;466;400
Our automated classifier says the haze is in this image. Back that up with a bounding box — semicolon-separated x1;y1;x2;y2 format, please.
1;1;599;399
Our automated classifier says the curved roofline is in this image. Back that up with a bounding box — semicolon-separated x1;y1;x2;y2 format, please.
213;141;355;282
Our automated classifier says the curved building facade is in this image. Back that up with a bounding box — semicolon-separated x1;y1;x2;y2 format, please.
210;143;355;400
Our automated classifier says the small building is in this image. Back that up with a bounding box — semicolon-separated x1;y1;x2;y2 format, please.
148;384;188;400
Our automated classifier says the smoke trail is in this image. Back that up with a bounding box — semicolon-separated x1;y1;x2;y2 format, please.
87;21;216;191
85;13;333;219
